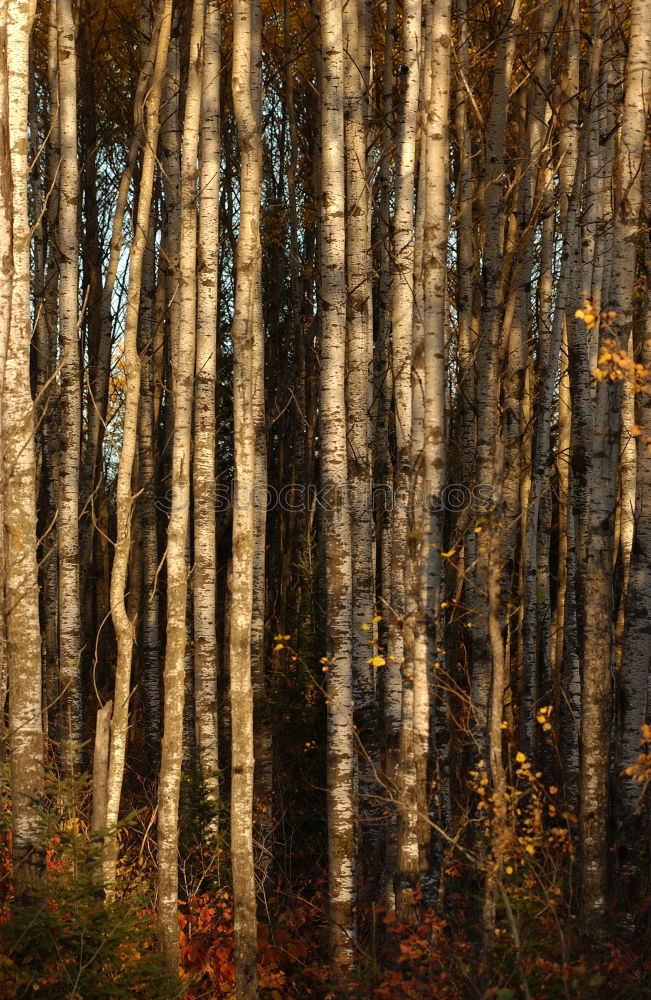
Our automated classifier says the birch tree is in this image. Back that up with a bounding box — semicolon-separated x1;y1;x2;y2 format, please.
230;0;264;992
103;0;173;894
619;143;651;846
390;0;421;922
56;0;82;766
580;0;651;931
343;0;379;897
3;0;44;897
158;0;205;968
320;0;356;964
194;0;221;829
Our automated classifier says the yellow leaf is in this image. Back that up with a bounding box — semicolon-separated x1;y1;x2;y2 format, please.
516;751;527;763
368;655;386;667
360;623;371;631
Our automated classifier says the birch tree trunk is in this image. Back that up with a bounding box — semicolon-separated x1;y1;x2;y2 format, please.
103;0;172;894
580;0;651;934
35;2;60;740
618;146;651;851
158;0;205;969
418;0;451;900
389;0;421;923
230;0;264;992
472;0;520;757
343;0;378;897
138;198;161;766
247;0;271;890
0;0;10;769
375;0;400;909
4;0;45;898
194;0;221;830
56;0;82;768
320;0;356;965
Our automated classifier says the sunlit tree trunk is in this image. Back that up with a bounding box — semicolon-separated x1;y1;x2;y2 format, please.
0;0;10;766
56;0;82;767
4;0;44;897
615;352;636;673
375;0;400;910
418;0;451;899
558;321;580;781
194;0;221;830
230;0;264;992
320;0;355;965
343;0;378;898
391;0;421;924
103;0;172;894
619;146;651;847
158;0;205;969
35;3;60;736
472;0;520;756
138;197;161;766
247;0;271;890
580;0;650;934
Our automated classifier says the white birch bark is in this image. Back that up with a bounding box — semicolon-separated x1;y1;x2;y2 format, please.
138;198;161;764
375;0;401;909
247;0;271;890
472;0;520;754
103;0;173;894
4;0;44;897
56;0;82;767
194;0;221;830
343;0;381;901
615;350;636;675
230;0;264;992
158;0;205;969
391;0;421;923
0;0;9;765
320;0;355;965
580;0;651;932
420;0;451;898
619;147;651;840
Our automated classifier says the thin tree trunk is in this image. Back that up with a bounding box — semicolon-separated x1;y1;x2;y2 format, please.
194;0;221;831
419;0;451;900
158;0;205;969
472;0;520;756
580;0;650;934
618;148;651;853
0;0;10;769
343;0;378;901
102;0;172;894
320;0;356;966
56;0;82;768
391;0;422;925
248;0;271;891
4;0;45;898
138;198;161;766
230;0;264;993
